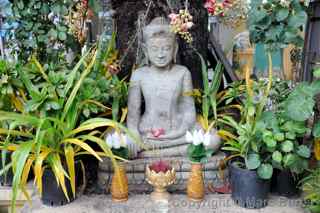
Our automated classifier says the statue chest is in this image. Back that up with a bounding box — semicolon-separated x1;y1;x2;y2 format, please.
140;75;183;103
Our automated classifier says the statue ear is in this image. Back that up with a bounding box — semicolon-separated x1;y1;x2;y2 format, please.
173;41;179;64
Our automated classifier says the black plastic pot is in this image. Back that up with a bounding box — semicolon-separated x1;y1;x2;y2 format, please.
275;170;299;197
0;152;13;186
41;161;84;206
229;162;270;209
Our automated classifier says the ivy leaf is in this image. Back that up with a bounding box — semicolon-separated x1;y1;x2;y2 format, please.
58;31;67;41
283;153;297;167
283;83;315;121
245;153;261;170
276;8;289;21
288;11;307;28
274;132;285;141
297;145;311;158
257;163;273;180
272;151;283;163
281;140;294;153
48;29;58;39
286;132;296;140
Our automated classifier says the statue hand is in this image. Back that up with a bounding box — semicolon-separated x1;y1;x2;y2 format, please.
157;129;186;140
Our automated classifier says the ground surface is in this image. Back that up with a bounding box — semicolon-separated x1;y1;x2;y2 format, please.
20;194;307;213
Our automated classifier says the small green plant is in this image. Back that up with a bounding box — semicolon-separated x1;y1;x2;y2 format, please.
301;167;320;213
256;111;311;175
186;129;214;163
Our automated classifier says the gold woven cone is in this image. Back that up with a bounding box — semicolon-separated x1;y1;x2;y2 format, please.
187;162;204;202
111;163;128;202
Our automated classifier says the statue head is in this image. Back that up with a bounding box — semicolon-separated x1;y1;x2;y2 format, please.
142;17;178;68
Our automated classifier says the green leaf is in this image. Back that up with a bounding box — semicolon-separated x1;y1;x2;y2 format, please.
286;132;296;140
48;29;58;39
297;145;311;158
272;151;282;163
245;153;261;170
248;105;255;116
17;1;24;10
313;121;320;138
283;153;297;167
266;138;277;148
281;140;294;153
276;8;289;21
283;83;315;121
313;68;320;78
257;163;273;180
88;0;101;15
288;11;307;28
58;31;67;41
274;132;285;141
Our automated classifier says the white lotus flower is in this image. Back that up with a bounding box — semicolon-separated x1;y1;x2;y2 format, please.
105;132;128;149
194;129;204;146
106;134;113;148
185;129;208;146
203;132;211;146
112;133;121;149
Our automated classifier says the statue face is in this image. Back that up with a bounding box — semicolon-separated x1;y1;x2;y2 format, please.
146;37;175;69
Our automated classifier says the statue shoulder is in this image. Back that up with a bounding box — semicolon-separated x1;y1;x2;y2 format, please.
130;67;148;81
173;65;191;77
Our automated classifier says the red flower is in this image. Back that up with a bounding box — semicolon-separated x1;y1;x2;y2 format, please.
149;160;172;173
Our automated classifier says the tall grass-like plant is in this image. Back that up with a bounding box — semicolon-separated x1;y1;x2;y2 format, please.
186;53;240;141
0;44;138;212
220;58;274;179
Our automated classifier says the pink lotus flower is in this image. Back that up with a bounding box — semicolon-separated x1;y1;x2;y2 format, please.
151;128;165;138
149;160;172;173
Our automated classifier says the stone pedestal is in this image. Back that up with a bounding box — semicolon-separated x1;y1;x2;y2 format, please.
0;185;33;213
98;152;226;193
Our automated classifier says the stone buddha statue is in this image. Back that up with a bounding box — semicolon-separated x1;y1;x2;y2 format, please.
127;17;219;158
98;17;224;192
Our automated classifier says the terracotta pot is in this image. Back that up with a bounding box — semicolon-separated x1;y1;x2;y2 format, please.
111;162;128;202
187;162;205;201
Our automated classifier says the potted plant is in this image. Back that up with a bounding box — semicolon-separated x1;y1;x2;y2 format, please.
0;44;138;212
105;131;130;202
185;129;213;201
301;167;320;213
220;0;309;208
221;63;274;208
256;111;311;197
0;59;26;186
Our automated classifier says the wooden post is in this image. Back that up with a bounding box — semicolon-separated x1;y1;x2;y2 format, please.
0;15;4;59
301;0;320;82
